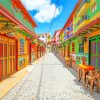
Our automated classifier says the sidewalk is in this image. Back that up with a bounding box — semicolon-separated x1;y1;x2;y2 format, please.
2;53;99;100
54;53;66;65
0;57;42;99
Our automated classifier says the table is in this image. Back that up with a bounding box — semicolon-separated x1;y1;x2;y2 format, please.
78;64;94;87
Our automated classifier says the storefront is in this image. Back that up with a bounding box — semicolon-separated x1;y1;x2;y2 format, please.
0;1;46;81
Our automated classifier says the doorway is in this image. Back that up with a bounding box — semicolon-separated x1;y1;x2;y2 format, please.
0;35;17;80
89;35;100;69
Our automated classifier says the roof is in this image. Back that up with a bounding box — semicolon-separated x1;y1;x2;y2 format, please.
11;0;37;27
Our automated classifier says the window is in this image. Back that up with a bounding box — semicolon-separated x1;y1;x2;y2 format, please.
84;0;90;3
42;36;44;38
72;43;75;52
12;5;19;13
92;3;96;13
79;44;84;52
20;39;25;54
79;39;84;53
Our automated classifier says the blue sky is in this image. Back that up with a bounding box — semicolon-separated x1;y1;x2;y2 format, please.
21;0;78;37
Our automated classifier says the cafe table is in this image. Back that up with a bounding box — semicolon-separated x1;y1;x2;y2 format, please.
78;64;94;87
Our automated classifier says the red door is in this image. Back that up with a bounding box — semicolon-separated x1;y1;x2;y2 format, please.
0;35;17;80
9;39;16;74
0;42;3;78
67;45;70;57
0;36;8;79
28;42;31;64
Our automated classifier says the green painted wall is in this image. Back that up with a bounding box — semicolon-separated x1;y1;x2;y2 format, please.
0;0;35;32
69;37;79;53
68;37;89;65
75;38;79;53
73;0;100;33
87;0;100;19
76;53;89;65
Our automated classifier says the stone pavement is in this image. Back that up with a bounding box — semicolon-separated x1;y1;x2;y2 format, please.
2;53;99;100
0;62;35;99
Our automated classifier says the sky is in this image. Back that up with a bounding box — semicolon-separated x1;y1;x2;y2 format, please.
21;0;78;37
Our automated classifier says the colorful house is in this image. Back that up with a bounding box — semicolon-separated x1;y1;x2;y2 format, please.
57;0;100;70
59;0;80;59
59;30;65;56
72;0;100;69
52;29;61;53
0;0;45;80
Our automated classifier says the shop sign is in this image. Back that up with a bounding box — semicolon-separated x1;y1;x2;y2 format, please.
20;39;25;54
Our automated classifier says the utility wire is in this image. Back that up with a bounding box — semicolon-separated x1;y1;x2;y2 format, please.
49;0;60;34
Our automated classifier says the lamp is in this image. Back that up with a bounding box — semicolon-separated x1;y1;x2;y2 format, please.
83;34;87;43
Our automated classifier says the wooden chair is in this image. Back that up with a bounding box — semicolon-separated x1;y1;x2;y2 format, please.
68;58;72;67
94;71;100;93
85;70;100;94
65;58;72;68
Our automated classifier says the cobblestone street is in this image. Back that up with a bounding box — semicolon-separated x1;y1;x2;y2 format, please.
2;53;99;100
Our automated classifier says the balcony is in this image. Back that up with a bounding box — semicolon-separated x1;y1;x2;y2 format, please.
77;0;90;16
77;15;89;30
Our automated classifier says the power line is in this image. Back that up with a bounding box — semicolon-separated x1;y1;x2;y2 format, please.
49;0;60;34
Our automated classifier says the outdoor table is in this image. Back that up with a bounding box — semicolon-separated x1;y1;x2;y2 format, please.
78;64;94;87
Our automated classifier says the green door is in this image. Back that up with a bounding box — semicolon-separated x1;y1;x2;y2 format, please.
90;36;100;69
98;37;100;68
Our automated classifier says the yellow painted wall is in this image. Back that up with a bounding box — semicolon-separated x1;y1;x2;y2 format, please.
17;33;29;70
84;29;100;53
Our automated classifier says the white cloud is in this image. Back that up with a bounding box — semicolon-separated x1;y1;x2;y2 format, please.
21;0;62;23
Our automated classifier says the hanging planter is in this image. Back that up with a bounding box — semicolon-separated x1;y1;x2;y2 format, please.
77;36;83;44
16;30;32;38
0;22;15;32
32;38;38;44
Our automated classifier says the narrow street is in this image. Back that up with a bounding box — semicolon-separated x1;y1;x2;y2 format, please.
2;53;96;100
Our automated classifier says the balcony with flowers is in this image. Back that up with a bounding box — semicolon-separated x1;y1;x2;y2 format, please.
77;0;90;17
75;15;90;31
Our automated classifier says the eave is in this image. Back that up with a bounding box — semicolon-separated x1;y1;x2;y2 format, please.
61;18;100;45
11;0;37;27
0;4;45;45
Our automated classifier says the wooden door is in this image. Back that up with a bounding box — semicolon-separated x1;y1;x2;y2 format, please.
0;36;8;79
67;45;70;57
0;42;3;78
0;35;16;80
9;39;16;74
28;42;31;64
